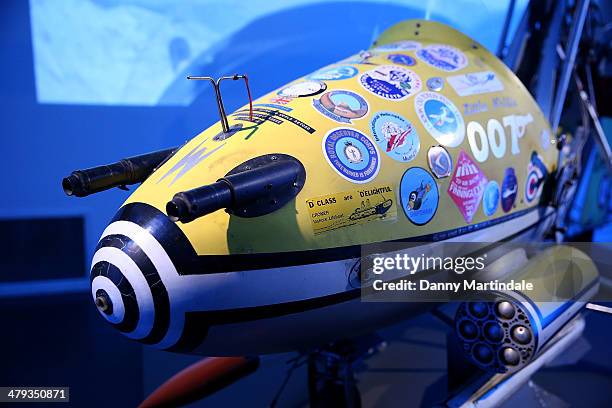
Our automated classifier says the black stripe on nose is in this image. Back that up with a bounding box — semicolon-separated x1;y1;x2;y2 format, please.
111;203;200;275
91;261;139;333
96;234;171;345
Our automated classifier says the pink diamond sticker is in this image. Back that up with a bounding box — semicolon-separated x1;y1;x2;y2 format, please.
447;150;488;223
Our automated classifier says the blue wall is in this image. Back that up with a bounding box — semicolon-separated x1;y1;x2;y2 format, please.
1;0;526;293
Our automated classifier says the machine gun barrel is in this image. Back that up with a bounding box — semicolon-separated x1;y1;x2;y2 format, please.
62;147;177;197
166;156;305;223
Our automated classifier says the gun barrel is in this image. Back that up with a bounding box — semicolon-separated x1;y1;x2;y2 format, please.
167;155;305;222
63;147;177;197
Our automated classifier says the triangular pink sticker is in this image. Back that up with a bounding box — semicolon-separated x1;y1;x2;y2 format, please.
447;150;488;223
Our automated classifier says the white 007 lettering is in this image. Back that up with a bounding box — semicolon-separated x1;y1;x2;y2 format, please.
467;114;533;162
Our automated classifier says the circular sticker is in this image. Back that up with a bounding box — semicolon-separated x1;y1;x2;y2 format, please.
426;77;444;91
387;54;416;66
312;90;369;123
399;167;439;225
359;65;422;101
415;92;465;147
427;145;453;178
278;80;326;97
501;168;518;212
322;128;380;183
370;112;420;163
416;44;468;72
308;65;359;81
482;181;500;216
525;152;547;204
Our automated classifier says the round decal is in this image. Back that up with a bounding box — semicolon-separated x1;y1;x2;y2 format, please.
308;65;358;81
501;168;518;212
312;90;369;123
278;80;326;98
426;77;444;91
359;65;422;101
482;181;500;216
373;40;421;52
525;152;547;203
427;145;453;178
415;92;465;147
399;167;439;225
322;128;380;183
370;112;420;163
416;44;468;72
387;54;416;66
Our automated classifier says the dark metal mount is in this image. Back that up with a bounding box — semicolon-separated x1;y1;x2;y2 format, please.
550;0;591;132
62;147;178;197
166;154;306;223
575;73;612;172
504;0;591;131
187;74;253;134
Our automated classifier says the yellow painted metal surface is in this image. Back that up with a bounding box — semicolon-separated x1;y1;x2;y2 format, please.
125;20;557;256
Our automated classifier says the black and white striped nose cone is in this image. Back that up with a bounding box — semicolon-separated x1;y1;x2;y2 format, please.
90;202;193;350
91;235;165;341
90;203;369;356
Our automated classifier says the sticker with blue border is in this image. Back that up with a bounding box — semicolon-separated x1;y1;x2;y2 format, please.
313;90;369;123
359;65;422;101
399;167;439;225
415;91;465;147
482;180;500;216
307;65;358;81
387;54;416;66
322;128;380;184
278;80;326;98
427;145;453;178
501;167;518;212
373;41;421;52
370;111;420;163
416;44;468;72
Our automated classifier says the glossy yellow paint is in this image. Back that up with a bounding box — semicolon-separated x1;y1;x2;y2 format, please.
125;20;557;256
